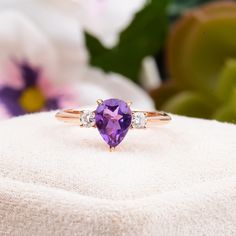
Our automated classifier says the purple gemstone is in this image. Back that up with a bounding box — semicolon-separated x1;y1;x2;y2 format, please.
95;99;132;147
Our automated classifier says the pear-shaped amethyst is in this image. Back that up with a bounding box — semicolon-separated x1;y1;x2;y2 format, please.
95;99;132;147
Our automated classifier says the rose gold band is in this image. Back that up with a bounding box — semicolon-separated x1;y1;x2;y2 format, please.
144;111;172;125
56;109;83;124
55;109;171;127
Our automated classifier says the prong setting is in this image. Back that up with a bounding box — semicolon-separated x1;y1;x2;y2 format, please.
97;99;103;105
127;101;132;107
109;147;115;152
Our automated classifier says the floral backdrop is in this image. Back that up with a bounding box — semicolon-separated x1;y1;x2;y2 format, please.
0;0;235;123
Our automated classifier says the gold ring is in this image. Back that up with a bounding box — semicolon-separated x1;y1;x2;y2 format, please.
56;98;171;150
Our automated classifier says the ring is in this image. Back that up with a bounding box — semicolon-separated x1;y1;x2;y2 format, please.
56;98;171;150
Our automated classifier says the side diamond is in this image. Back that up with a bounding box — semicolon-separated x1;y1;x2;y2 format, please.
132;112;147;128
80;110;95;128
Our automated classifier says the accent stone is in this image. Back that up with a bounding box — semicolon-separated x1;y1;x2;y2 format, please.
132;112;147;128
80;110;95;128
95;99;132;147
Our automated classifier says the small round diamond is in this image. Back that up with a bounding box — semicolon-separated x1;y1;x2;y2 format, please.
132;112;147;128
80;110;95;128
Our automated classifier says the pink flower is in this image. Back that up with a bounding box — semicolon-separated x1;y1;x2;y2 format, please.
0;60;76;119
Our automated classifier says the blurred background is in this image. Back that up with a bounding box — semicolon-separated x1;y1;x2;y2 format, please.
0;0;235;123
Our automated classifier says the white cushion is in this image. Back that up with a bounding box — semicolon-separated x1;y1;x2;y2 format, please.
0;112;235;236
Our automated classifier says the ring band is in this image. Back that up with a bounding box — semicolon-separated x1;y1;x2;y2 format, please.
56;109;171;126
56;98;171;150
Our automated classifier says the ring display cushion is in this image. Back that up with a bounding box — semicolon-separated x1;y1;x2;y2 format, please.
0;112;235;236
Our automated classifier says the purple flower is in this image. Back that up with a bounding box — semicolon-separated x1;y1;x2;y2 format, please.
0;60;76;118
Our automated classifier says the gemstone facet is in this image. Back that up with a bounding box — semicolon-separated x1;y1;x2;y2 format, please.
80;110;95;128
95;99;132;147
132;112;147;129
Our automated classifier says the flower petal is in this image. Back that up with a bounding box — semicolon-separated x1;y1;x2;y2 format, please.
74;68;155;110
0;10;58;82
0;87;24;116
0;61;24;89
73;0;146;47
17;61;39;88
45;98;59;111
0;102;10;119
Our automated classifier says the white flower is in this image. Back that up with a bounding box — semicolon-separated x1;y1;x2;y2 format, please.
72;0;146;47
0;0;154;120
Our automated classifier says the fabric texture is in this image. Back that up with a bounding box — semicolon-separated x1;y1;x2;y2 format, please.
0;111;235;236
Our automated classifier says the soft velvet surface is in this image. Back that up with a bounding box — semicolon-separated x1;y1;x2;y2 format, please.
0;112;235;236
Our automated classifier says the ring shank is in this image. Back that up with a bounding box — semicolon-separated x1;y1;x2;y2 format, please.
56;109;171;127
55;109;82;124
145;111;171;125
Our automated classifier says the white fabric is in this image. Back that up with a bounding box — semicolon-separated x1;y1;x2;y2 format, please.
0;112;235;236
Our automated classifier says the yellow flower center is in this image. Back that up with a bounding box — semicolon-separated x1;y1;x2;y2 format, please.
19;87;46;112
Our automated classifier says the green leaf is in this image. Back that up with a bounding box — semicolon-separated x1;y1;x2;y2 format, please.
167;2;236;97
213;107;236;123
213;85;236;123
217;59;236;101
213;87;236;123
85;0;169;82
163;91;216;118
